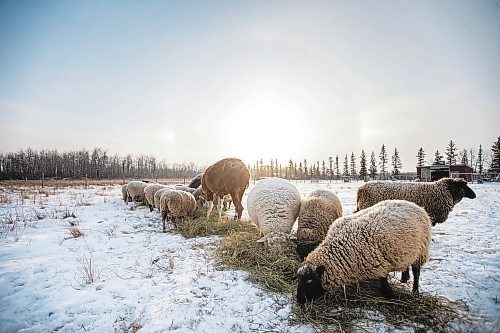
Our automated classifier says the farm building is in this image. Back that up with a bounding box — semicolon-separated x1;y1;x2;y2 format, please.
417;164;473;182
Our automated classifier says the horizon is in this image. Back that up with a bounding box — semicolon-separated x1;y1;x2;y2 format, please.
1;1;499;172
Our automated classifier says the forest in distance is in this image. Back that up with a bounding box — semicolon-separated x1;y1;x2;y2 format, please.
1;136;499;181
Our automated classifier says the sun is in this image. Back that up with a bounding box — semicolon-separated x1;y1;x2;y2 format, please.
222;92;306;163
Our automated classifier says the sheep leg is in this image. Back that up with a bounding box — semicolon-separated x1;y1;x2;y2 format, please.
216;196;223;221
379;276;394;298
231;189;244;221
401;267;410;283
206;201;214;219
411;264;421;294
149;204;153;212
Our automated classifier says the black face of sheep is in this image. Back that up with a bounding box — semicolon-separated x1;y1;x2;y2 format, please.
296;264;327;305
443;178;476;202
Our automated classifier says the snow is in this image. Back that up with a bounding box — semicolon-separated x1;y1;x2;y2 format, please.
0;181;499;332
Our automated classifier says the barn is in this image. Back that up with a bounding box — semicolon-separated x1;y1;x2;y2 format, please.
417;164;474;182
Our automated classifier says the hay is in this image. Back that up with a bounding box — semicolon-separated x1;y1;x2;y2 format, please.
292;279;470;332
174;215;258;239
176;217;470;331
215;230;300;293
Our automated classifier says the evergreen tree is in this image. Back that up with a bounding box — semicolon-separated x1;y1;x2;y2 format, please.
350;152;357;179
433;150;445;165
391;148;402;176
445;140;457;165
288;159;294;179
379;144;388;179
459;149;469;166
478;145;484;174
343;154;350;176
328;156;333;180
359;150;367;180
490;136;500;173
416;147;426;167
303;159;308;179
298;162;303;180
369;151;378;179
335;155;340;180
321;160;326;180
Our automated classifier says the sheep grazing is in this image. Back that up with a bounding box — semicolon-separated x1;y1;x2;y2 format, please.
201;158;250;221
126;181;149;205
121;184;129;203
247;177;302;247
144;184;167;212
296;200;432;305
188;173;203;189
356;177;476;225
296;189;343;259
159;190;197;232
154;188;173;212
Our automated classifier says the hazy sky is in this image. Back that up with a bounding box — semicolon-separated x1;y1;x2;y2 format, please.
1;0;499;170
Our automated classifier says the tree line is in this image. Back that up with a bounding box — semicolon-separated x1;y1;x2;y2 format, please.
0;148;203;181
1;136;498;181
252;136;500;180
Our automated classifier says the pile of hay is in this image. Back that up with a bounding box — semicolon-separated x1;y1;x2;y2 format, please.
174;215;257;239
175;216;469;331
215;230;300;293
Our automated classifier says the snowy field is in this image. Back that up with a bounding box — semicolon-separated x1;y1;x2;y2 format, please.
0;180;498;332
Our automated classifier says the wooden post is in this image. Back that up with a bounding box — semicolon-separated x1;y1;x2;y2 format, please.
41;173;44;188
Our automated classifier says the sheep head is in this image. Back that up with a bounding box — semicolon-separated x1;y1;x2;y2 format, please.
296;262;326;305
256;232;296;247
442;178;476;203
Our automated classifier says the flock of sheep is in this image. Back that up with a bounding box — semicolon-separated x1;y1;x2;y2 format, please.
120;157;477;305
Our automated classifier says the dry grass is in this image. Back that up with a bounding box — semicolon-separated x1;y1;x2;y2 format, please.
174;215;258;239
0;178;190;188
168;219;471;332
66;226;83;238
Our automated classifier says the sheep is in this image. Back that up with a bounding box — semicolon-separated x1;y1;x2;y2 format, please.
356;177;476;226
159;190;197;232
296;189;343;259
154;188;173;212
201;158;250;221
247;177;302;247
188;173;203;189
126;181;149;205
296;200;431;305
144;184;168;212
121;184;129;203
356;177;476;282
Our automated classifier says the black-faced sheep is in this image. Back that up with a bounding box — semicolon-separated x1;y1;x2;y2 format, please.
356;178;476;225
296;200;431;305
159;190;197;232
296;189;343;259
247;177;301;247
201;158;250;221
188;173;203;189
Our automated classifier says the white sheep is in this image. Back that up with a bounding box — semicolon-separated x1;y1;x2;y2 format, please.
247;177;301;247
159;190;197;232
296;189;343;259
154;187;174;212
126;181;149;206
296;200;431;305
144;184;168;212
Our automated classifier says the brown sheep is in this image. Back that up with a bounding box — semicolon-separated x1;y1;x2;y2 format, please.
201;158;250;220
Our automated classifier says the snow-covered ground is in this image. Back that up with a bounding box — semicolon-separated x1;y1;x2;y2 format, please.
0;181;498;332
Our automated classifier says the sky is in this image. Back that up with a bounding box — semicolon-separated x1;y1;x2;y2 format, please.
0;0;499;171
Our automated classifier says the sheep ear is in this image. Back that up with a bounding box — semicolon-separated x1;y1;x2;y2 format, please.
256;235;269;245
316;265;326;276
289;235;297;244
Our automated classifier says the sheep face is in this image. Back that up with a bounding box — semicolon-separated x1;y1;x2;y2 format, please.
256;232;295;247
296;263;326;305
443;178;476;203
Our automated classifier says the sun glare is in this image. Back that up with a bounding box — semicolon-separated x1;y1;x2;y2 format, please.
223;92;306;163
